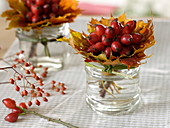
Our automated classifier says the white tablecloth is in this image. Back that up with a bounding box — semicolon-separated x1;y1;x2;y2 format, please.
0;16;170;128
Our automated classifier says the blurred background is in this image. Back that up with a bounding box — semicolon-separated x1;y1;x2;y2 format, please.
0;0;170;18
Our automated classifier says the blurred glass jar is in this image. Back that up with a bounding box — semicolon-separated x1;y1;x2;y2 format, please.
16;23;69;71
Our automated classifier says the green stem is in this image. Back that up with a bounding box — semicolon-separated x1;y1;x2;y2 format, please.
85;62;134;79
44;44;51;57
26;111;79;128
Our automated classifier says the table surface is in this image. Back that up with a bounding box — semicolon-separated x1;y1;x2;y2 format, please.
0;16;170;128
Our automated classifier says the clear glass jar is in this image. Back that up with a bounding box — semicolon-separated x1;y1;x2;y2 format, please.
16;23;69;71
85;62;141;115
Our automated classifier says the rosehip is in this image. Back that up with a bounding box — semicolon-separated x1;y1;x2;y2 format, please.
119;46;132;56
31;4;42;14
102;38;112;46
31;15;41;23
43;4;51;14
26;0;34;8
93;42;105;52
45;92;50;97
5;113;19;123
110;19;122;35
101;34;107;42
15;85;20;91
87;32;101;45
19;102;28;109
111;41;122;52
12;107;24;114
105;26;115;38
126;20;136;31
43;97;48;102
121;34;133;45
26;12;34;22
104;47;112;58
35;99;41;106
86;45;99;55
95;24;105;37
121;25;132;35
132;33;143;44
2;98;16;109
36;0;45;6
52;3;60;13
9;78;15;84
28;101;32;106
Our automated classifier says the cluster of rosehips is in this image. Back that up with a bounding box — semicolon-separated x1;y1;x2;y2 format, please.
24;0;60;23
2;98;28;122
86;19;143;58
4;50;67;107
51;80;67;95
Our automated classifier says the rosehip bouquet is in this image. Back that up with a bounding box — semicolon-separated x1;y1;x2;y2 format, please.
61;13;155;72
1;0;81;30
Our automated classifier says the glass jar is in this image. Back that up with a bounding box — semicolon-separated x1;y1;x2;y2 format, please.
16;23;69;71
85;62;141;115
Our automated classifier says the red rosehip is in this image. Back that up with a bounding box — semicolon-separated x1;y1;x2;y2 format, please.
102;38;112;46
111;41;122;52
121;34;133;45
15;85;20;91
104;47;112;58
28;101;32;106
52;3;60;13
26;0;35;8
35;99;41;106
86;45;99;55
31;4;42;14
93;42;105;52
45;92;50;97
132;33;143;44
110;19;122;35
31;15;41;23
121;25;132;35
87;32;101;45
95;24;105;37
43;4;51;14
9;78;15;84
26;12;34;22
12;107;24;114
19;102;28;109
5;113;19;123
43;97;48;102
2;98;17;109
36;0;45;6
105;26;115;38
126;20;136;31
101;34;107;42
119;46;132;56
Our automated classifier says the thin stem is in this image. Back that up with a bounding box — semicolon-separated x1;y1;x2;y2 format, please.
44;44;51;57
0;67;13;70
26;111;79;128
0;82;9;84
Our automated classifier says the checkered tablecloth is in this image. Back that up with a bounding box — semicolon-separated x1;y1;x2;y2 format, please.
0;16;170;128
